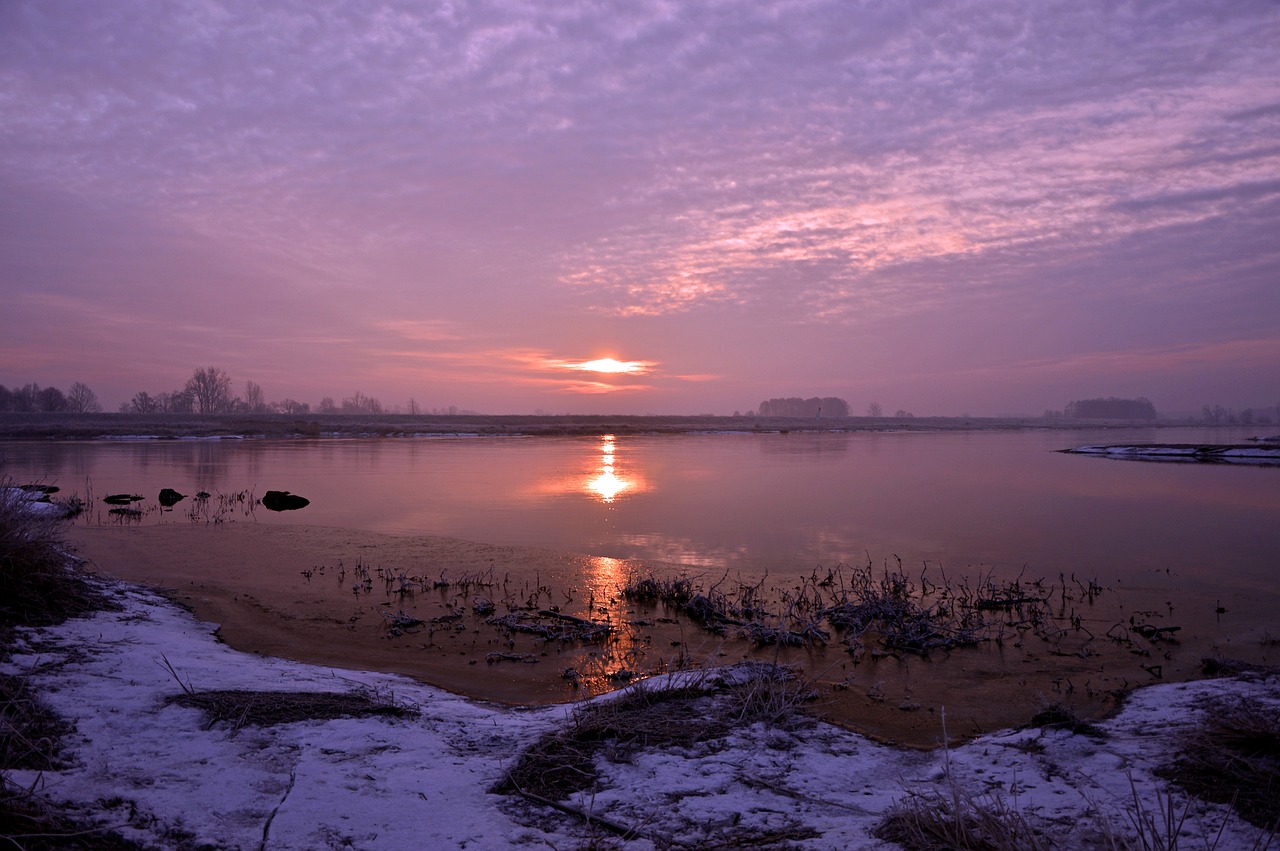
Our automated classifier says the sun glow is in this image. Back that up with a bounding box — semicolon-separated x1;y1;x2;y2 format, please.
573;358;650;374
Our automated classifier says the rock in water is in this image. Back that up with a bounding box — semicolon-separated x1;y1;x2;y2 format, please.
261;490;310;511
103;494;144;505
158;488;185;507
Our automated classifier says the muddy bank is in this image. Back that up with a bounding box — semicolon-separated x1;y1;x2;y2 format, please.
61;522;1266;748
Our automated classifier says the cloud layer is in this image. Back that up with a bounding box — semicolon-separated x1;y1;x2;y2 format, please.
2;0;1277;414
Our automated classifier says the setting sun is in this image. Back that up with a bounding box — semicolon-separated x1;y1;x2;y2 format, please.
573;358;651;375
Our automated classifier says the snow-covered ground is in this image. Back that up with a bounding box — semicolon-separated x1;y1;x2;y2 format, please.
4;578;1276;850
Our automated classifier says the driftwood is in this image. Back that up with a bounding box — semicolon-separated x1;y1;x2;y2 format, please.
486;652;539;664
538;609;597;626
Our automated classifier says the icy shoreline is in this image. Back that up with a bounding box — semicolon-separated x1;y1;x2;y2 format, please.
1064;443;1280;465
4;576;1277;849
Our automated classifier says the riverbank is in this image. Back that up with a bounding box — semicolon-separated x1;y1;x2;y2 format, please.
0;411;1201;440
62;522;1279;750
5;573;1277;849
5;482;1278;848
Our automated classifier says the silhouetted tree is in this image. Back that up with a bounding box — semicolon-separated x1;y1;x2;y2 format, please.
67;382;102;413
317;397;338;413
122;391;159;414
11;383;40;412
1065;397;1156;420
243;381;267;413
35;386;67;412
757;396;850;417
341;391;383;414
186;367;234;413
866;401;883;418
272;398;310;415
0;385;11;411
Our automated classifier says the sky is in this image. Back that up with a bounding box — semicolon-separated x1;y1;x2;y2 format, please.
2;1;1278;417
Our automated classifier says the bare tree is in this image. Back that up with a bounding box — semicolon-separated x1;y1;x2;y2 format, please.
122;391;159;414
155;389;195;413
243;380;266;413
67;382;102;413
341;391;383;414
317;396;338;413
36;386;68;412
866;401;883;418
273;398;310;415
186;367;234;413
12;383;40;412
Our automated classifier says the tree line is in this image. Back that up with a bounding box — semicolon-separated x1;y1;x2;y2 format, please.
120;367;362;415
1200;404;1277;426
0;382;101;413
118;366;473;416
1059;397;1158;420
754;397;851;418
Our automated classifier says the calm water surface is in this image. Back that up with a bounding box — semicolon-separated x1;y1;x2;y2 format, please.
5;427;1278;598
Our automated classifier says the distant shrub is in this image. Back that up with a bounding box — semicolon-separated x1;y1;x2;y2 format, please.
1064;397;1157;420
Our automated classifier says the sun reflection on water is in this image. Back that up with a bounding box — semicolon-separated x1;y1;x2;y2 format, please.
587;434;634;503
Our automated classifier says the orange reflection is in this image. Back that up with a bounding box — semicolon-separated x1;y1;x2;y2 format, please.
587;555;627;601
587;434;630;502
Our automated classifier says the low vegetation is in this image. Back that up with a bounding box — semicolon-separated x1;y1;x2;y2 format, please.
493;663;807;801
0;485;103;639
1160;691;1280;831
0;482;141;849
166;687;418;732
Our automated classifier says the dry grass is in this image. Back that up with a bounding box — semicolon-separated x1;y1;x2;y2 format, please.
0;785;146;850
1030;700;1107;739
875;783;1053;851
0;673;72;773
492;663;820;849
1160;693;1280;831
0;485;104;636
0;483;149;849
492;663;808;802
166;688;418;731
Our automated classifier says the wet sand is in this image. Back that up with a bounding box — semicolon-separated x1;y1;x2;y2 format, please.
61;521;1262;748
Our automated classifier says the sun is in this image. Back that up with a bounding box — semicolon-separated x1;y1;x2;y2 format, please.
573;358;650;375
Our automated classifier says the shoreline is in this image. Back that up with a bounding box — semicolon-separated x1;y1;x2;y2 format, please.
63;520;1275;750
6;573;1277;849
0;411;1209;441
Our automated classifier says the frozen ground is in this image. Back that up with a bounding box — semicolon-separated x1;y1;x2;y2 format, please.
3;578;1277;850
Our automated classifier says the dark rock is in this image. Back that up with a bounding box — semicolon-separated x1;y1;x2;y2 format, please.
158;488;186;507
103;494;144;505
261;490;310;511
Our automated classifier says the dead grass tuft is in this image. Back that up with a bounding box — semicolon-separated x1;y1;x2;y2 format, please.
1160;692;1280;831
0;782;146;850
1030;700;1106;739
492;663;808;802
0;672;73;772
875;784;1053;851
166;688;418;731
1;485;144;847
0;483;106;638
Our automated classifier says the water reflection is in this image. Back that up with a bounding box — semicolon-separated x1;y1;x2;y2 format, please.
584;434;645;503
586;555;627;601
